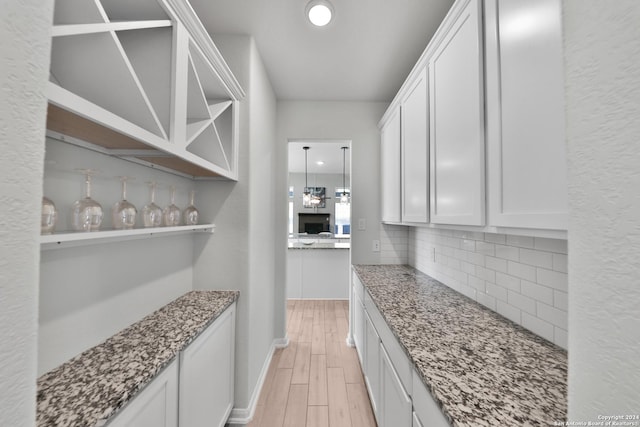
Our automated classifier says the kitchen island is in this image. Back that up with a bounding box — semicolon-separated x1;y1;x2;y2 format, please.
353;264;567;426
36;290;238;427
287;234;350;299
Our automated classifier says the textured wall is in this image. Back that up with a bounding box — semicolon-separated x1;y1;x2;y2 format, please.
0;1;53;426
563;0;640;419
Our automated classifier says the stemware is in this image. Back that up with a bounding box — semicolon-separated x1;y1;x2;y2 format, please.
163;185;181;226
41;196;58;234
183;190;199;225
112;176;137;230
71;169;103;232
142;181;162;228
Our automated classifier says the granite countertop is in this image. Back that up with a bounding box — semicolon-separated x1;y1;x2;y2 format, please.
288;241;350;249
36;290;239;427
353;264;567;427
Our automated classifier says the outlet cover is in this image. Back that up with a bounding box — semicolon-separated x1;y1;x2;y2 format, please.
372;240;380;252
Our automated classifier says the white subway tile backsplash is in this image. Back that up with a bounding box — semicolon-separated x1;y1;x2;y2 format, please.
553;290;568;311
506;235;535;249
484;233;506;244
496;272;521;292
552;253;568;273
537;268;568;292
554;327;568;349
485;282;508;301
495;244;519;262
409;228;568;349
497;301;521;324
468;275;485;291
468;252;485;267
507;261;537;282
477;292;497;311
534;237;568;254
460;260;476;275
476;241;495;256
461;239;476;251
508;290;536;315
475;266;496;283
485;256;508;273
536;302;568;328
519;248;553;269
521;280;554;306
522;313;554;343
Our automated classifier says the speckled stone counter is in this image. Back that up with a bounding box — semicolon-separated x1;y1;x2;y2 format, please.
353;264;567;427
36;290;239;427
288;241;350;249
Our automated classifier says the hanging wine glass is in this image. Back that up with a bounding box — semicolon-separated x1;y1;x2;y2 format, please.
41;196;58;234
71;169;103;232
112;176;137;230
163;185;181;226
183;190;199;225
142;181;162;228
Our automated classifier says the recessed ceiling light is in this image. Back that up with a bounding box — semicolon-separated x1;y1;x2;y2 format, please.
306;0;334;27
316;161;325;165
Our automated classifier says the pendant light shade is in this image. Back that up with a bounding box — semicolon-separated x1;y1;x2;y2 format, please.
303;146;311;206
340;146;349;204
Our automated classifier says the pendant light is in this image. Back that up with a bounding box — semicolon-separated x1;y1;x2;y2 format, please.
340;146;349;204
303;146;311;206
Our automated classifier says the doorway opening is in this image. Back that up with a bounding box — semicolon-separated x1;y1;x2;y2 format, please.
286;140;352;300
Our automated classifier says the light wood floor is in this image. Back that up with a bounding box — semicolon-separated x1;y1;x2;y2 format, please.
247;300;377;427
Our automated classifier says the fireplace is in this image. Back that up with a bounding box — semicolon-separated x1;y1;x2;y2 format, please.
298;213;331;234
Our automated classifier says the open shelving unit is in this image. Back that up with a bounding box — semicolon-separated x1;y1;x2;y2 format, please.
40;224;215;250
46;0;244;180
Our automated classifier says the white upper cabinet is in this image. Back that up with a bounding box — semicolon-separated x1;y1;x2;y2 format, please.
380;107;401;223
429;0;485;226
47;0;244;180
484;0;568;230
401;67;430;224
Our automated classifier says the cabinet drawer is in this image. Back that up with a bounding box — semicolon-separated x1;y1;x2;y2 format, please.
412;369;450;427
364;290;412;396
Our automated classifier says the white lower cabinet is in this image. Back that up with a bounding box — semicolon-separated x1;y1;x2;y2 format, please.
107;360;179;427
108;303;236;427
179;303;236;427
353;286;365;365
380;344;413;427
412;369;450;427
364;310;381;418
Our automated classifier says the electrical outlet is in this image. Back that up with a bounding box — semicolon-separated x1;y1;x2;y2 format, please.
372;240;380;252
358;218;366;230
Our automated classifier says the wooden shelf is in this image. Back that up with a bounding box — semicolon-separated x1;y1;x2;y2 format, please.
41;224;215;250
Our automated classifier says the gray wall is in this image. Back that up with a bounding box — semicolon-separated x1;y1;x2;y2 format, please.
193;35;278;416
274;101;389;338
563;0;640;418
0;1;53;425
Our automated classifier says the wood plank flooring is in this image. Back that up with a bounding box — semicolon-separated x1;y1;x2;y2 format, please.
247;300;377;427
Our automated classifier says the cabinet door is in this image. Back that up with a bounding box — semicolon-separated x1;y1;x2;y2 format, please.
107;360;178;427
429;0;485;226
401;67;429;223
381;107;402;223
353;288;365;365
364;310;381;419
379;344;412;427
179;304;235;427
485;0;568;230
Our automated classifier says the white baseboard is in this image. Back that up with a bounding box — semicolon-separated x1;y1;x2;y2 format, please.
227;336;289;425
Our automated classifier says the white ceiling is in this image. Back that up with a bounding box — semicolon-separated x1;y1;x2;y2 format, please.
189;0;454;102
288;141;350;174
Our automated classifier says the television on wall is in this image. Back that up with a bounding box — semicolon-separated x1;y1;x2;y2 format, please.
303;187;326;208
